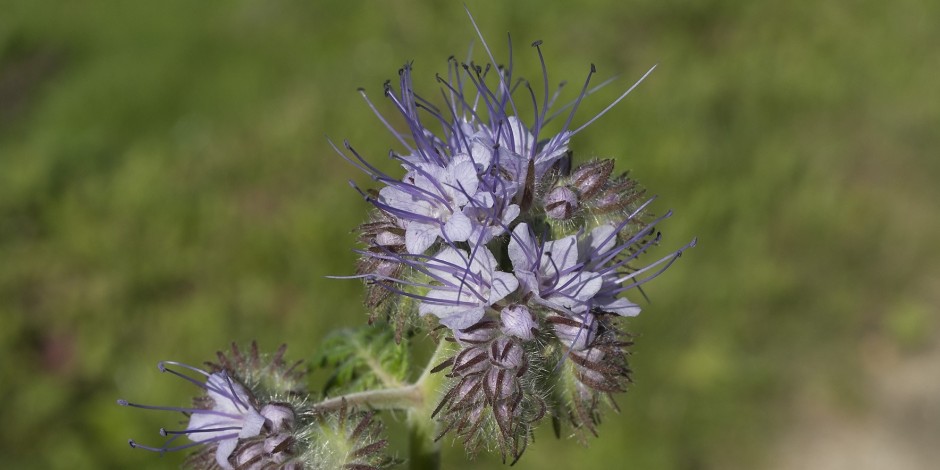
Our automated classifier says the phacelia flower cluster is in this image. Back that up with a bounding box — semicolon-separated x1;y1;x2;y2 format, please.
339;20;694;461
119;343;396;470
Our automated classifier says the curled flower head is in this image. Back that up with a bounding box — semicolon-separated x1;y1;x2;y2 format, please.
431;321;545;464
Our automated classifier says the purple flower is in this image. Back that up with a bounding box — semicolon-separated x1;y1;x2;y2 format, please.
118;362;272;470
508;223;604;315
377;155;481;254
508;201;696;319
336;12;697;358
464;115;569;191
417;246;518;330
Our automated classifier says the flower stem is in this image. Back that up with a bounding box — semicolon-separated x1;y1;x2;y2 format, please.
312;384;422;412
310;338;454;470
406;338;454;470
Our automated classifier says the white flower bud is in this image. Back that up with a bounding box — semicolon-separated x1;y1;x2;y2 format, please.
544;186;579;219
500;304;537;341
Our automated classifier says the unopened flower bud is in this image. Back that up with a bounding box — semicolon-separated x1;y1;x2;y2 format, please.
591;177;643;215
263;432;293;456
452;347;489;375
375;230;405;246
550;315;599;351
571;159;613;199
592;188;624;214
484;367;518;400
235;441;265;468
544;186;578;219
500;304;537;341
261;403;295;432
488;336;524;370
454;320;498;344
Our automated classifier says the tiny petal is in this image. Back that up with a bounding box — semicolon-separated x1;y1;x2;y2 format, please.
443;210;473;242
405;225;437;254
599;298;642;316
489;271;519;305
427;305;486;330
215;439;238;470
544;186;578;220
500;304;537;341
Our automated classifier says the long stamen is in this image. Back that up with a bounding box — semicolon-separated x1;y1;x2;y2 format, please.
569;65;657;137
465;6;519;119
117;400;240;419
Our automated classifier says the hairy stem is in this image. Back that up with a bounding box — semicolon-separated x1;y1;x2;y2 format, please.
310;339;455;470
406;339;455;470
312;384;422;412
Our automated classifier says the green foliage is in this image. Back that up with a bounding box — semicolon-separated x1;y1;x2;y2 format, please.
316;326;410;394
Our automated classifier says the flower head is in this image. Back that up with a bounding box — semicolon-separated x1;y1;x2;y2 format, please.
337;11;695;460
119;343;320;469
118;362;286;470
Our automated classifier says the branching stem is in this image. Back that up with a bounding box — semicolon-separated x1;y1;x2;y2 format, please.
310;339;456;470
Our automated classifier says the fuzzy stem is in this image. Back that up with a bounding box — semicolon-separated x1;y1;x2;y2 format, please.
310;339;454;470
313;384;423;412
407;416;440;470
406;339;455;470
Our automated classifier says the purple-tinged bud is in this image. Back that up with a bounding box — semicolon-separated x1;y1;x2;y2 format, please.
357;211;405;249
484;367;518;401
571;159;614;199
456;376;484;400
452;347;489;376
488;337;525;370
577;347;606;363
371;258;401;279
591;189;622;214
500;304;537;341
235;441;265;468
263;433;294;457
375;231;405;246
590;177;644;215
261;403;295;432
454;320;499;345
544;186;579;219
549;315;599;351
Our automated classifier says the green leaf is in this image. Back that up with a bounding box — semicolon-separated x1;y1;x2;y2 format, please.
315;326;410;394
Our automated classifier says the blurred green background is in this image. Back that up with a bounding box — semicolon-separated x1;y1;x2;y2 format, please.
2;0;938;468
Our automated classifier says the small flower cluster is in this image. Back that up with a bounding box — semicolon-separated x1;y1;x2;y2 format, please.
119;343;396;470
340;24;694;461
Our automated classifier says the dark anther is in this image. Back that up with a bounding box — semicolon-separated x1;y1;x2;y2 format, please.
531;39;543;47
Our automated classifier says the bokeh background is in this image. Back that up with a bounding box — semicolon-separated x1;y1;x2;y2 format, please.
2;0;938;468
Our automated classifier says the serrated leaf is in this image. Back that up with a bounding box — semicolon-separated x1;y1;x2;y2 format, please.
314;326;410;395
